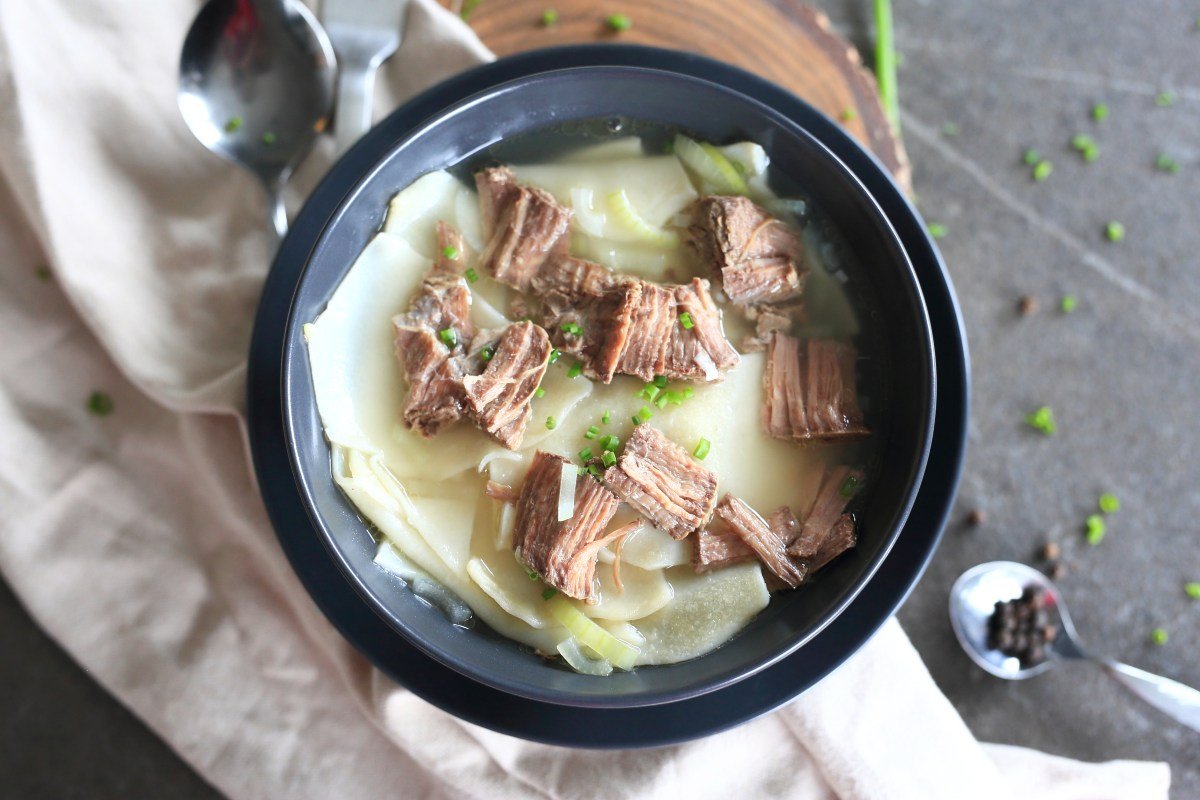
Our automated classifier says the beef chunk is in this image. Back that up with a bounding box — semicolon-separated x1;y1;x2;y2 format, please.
530;255;618;297
714;494;807;588
665;278;741;380
475;167;572;292
434;221;466;274
514;451;621;600
688;196;807;308
789;465;865;558
462;321;551;450
762;333;869;443
798;513;857;574
767;505;801;547
603;424;719;539
613;280;677;381
692;521;755;573
394;273;474;343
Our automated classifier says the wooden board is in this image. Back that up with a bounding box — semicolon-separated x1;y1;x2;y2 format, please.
451;0;910;191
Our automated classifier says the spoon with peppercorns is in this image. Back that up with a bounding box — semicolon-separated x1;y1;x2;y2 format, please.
950;561;1200;733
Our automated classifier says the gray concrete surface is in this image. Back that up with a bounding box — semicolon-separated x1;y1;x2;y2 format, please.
1;1;1196;796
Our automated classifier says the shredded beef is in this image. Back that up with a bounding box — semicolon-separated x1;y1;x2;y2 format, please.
762;333;869;443
714;494;807;588
692;521;755;573
788;465;865;558
462;321;551;450
797;513;857;574
475;167;572;292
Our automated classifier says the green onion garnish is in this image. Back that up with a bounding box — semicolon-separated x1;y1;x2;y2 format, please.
1155;90;1175;107
840;108;857;122
1098;492;1120;513
631;413;643;425
683;386;694;399
1105;221;1125;243
873;0;899;135
1150;628;1168;645
224;116;243;133
1023;148;1041;165
838;474;860;498
464;267;479;283
35;264;51;281
941;122;959;136
601;450;617;468
602;410;611;425
1085;514;1106;545
1026;406;1057;435
1185;582;1200;600
579;447;593;462
480;344;495;362
679;311;695;330
1032;159;1053;181
600;435;619;451
567;360;584;378
460;0;483;20
562;321;583;336
542;587;558;600
605;13;632;31
653;375;667;388
585;425;599;440
526;567;540;581
637;405;653;420
541;8;558;25
587;464;602;477
654;393;670;409
534;387;545;398
1060;294;1078;313
442;245;460;260
927;223;947;239
1091;103;1109;121
641;384;661;401
86;391;114;416
548;349;562;364
545;416;557;430
692;437;711;460
261;131;277;145
1070;134;1099;162
1155;153;1180;174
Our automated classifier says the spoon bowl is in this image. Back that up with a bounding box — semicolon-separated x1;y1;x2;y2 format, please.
178;0;337;238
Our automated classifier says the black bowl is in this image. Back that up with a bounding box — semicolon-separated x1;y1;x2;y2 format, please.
276;48;936;708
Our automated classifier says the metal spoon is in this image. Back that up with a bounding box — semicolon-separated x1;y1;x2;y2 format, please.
950;561;1200;732
178;0;337;240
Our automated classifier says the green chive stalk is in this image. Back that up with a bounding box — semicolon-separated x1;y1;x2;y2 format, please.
874;0;900;137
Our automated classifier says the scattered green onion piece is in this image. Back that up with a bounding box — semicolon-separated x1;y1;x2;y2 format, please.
587;463;602;478
641;384;661;401
480;344;495;362
873;0;899;135
442;245;460;260
224;116;243;133
585;425;600;440
631;413;643;425
261;131;277;145
1091;102;1109;122
679;311;695;329
637;405;653;420
1185;582;1200;600
86;391;114;416
1150;628;1168;645
941;122;959;136
546;597;640;669
682;386;694;399
1105;221;1125;243
1155;153;1180;174
602;410;611;425
35;264;51;281
1026;406;1057;435
460;0;483;20
653;375;667;388
605;13;632;31
1098;492;1120;513
1032;159;1053;181
1070;134;1099;162
542;587;558;600
534;387;545;398
549;348;562;364
839;474;860;498
1023;148;1041;165
1085;514;1106;545
692;437;711;460
579;447;593;462
541;8;558;25
927;222;947;239
464;267;479;283
654;393;670;409
1155;90;1175;107
601;450;617;468
525;567;540;581
600;435;619;452
664;390;686;406
545;416;557;430
562;321;583;336
1060;294;1078;313
840;108;858;122
567;360;584;378
438;328;457;348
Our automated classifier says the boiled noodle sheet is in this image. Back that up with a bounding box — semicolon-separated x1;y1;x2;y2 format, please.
303;140;862;669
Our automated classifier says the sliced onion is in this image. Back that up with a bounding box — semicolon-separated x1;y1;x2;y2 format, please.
496;501;516;550
546;597;640;669
570;186;607;237
411;577;473;626
606;189;679;245
674;134;749;196
557;637;614;676
693;349;719;381
557;462;577;521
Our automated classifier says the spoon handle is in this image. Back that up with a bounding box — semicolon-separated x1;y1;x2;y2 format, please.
1100;659;1200;733
266;187;288;242
333;61;377;154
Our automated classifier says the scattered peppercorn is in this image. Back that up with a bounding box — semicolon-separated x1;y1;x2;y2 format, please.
1049;562;1067;581
1018;295;1038;316
1041;541;1061;561
966;508;986;526
987;587;1057;667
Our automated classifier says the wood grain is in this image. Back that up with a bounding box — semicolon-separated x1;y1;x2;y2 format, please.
450;0;910;191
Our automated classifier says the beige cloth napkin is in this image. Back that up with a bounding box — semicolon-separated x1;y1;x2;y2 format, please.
0;1;1172;797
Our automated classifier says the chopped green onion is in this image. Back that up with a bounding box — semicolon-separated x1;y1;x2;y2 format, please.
653;375;667;388
464;267;479;283
640;384;661;401
1032;159;1053;181
663;390;686;406
1105;221;1125;243
1026;406;1057;435
525;566;540;581
86;391;114;416
683;386;694;399
542;587;558;600
1091;102;1109;122
927;222;947;239
840;108;858;122
579;447;593;462
600;435;619;452
631;414;642;425
839;474;860;498
534;387;545;398
480;344;495;361
587;463;602;478
1150;628;1168;645
693;437;711;460
460;0;483;20
1023;148;1041;165
1098;492;1120;513
601;450;617;468
1155;90;1175;107
637;405;653;420
541;8;558;25
1060;294;1078;313
545;416;557;430
585;425;600;440
567;360;584;378
605;13;631;31
1070;134;1099;162
653;393;670;409
1085;514;1106;545
224;116;243;133
562;321;583;336
35;264;51;281
1155;153;1180;174
261;131;276;145
1185;582;1200;600
602;410;611;425
873;0;899;135
442;245;460;260
941;121;959;136
679;311;695;329
438;328;457;348
549;349;562;364
546;597;640;669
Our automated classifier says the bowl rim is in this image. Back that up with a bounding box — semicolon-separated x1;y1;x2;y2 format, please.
277;52;937;707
